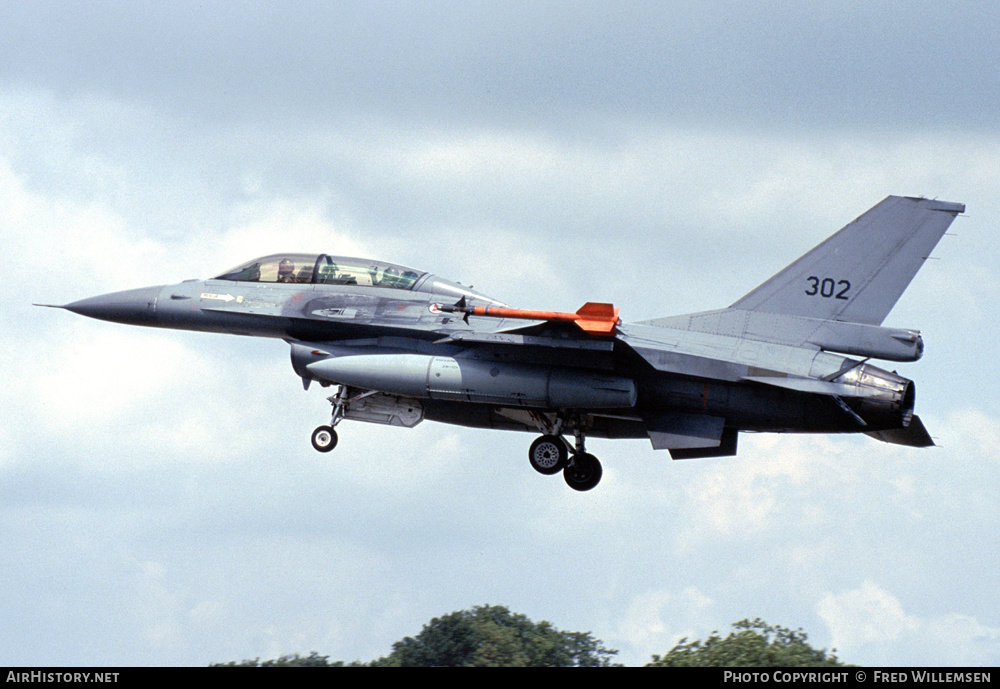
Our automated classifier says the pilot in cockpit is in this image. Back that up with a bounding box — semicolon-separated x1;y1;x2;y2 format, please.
277;259;296;283
380;266;400;287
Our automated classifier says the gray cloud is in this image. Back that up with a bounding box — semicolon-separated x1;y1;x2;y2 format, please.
2;1;998;668
3;1;997;130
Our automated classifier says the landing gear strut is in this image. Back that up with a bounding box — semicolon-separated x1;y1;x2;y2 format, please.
311;386;350;453
527;424;603;491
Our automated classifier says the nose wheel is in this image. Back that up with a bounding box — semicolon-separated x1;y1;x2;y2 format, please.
311;425;338;452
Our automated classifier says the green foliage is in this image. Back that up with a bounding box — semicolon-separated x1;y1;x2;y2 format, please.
212;611;852;667
370;605;619;667
212;651;346;667
646;618;849;667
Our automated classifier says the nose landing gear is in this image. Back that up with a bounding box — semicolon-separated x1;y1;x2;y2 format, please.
311;386;349;453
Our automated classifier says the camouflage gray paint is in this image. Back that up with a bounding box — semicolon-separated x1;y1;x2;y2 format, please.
46;196;964;491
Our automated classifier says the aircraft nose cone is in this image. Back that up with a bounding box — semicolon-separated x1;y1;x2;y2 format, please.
63;285;165;325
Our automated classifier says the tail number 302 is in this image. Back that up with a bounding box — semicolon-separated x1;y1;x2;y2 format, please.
805;276;851;300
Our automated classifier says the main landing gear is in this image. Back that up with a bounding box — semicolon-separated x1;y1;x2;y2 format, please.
528;430;603;492
310;389;603;491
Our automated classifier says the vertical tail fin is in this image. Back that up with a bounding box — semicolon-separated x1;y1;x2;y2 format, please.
731;196;964;325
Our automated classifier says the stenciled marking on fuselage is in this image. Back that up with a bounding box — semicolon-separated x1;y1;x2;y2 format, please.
201;293;243;303
804;277;851;300
312;308;358;319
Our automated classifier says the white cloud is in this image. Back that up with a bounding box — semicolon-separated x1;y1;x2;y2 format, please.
682;466;777;537
818;581;919;647
0;155;167;297
673;433;862;544
217;196;375;270
818;581;1000;666
615;586;714;661
946;408;1000;465
919;613;1000;668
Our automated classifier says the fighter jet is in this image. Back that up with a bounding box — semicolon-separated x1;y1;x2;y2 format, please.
43;196;964;491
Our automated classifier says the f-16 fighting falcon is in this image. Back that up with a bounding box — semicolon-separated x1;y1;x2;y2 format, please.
42;196;964;491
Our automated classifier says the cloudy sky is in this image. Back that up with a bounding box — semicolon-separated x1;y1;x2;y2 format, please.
2;1;998;667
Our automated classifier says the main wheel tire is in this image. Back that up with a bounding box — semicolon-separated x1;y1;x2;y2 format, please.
529;435;568;475
563;453;602;491
311;425;338;453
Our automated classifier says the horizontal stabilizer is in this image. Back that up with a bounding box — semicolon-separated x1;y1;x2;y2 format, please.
866;416;934;447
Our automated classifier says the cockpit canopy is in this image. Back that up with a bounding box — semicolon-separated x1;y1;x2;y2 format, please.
214;254;426;291
213;253;506;306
